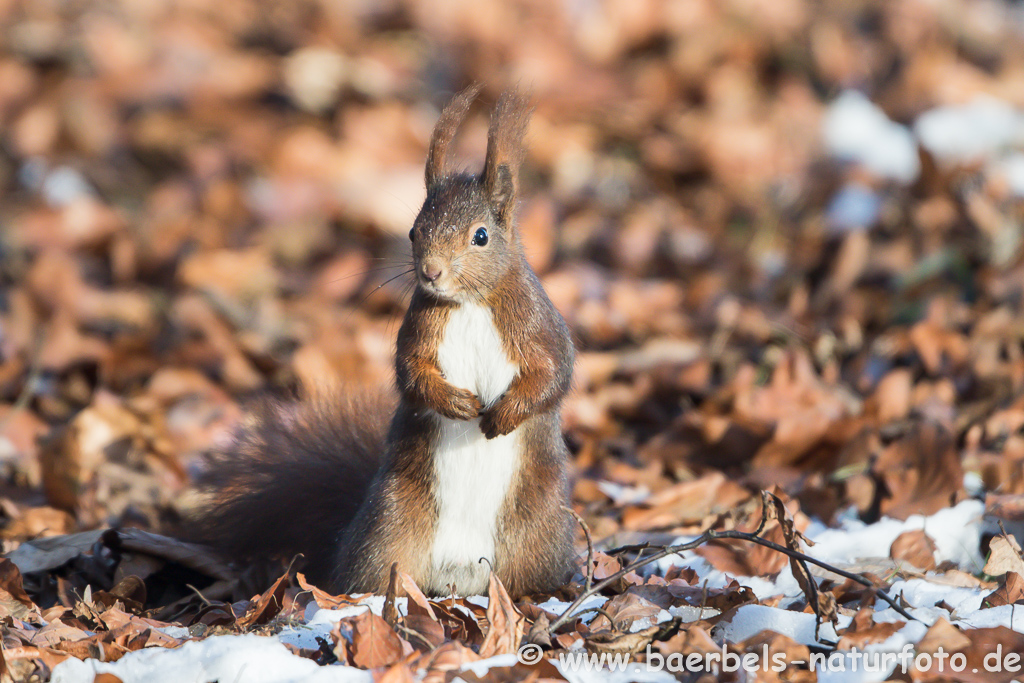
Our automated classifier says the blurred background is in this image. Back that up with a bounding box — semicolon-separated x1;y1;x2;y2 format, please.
2;0;1024;549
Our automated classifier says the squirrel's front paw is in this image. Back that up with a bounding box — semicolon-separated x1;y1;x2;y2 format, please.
480;401;520;439
436;387;483;421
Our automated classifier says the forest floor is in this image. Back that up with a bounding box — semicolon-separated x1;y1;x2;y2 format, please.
4;0;1024;681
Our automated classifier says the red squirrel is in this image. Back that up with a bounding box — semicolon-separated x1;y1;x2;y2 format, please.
188;86;577;598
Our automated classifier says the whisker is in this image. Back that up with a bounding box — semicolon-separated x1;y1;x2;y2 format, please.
324;262;415;285
455;270;488;305
343;269;415;326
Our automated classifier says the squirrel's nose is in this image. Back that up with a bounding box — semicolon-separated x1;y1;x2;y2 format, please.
422;265;443;282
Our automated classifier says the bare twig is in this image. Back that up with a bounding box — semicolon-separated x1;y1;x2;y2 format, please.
185;584;213;607
563;505;594;593
547;492;916;635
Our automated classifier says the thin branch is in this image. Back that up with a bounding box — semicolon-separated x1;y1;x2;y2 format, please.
185;583;213;607
563;505;594;593
547;496;915;635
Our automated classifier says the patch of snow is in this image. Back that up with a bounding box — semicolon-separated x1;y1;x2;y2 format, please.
964;471;986;497
152;625;190;639
51;635;372;683
993;152;1024;197
806;500;984;571
356;594;394;616
556;661;677;683
823;90;920;183
716;604;848;645
826;183;882;233
667;604;721;622
958;603;1024;630
537;595;608;624
465;595;489;609
628;609;672;633
460;653;520;676
279;605;370;650
814;621;930;683
889;579;983;616
914;97;1024;163
42;166;95;207
597;481;651;506
18;157;48;191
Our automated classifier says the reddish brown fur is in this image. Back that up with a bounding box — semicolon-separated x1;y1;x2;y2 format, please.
483;90;531;224
186;87;576;598
425;84;482;192
184;393;393;587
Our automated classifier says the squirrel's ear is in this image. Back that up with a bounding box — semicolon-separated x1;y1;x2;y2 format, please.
425;84;482;192
483;89;531;224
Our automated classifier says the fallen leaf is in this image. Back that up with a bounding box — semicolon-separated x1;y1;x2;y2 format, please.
982;572;1024;608
984;535;1024;578
478;572;525;658
890;529;938;571
346;608;405;669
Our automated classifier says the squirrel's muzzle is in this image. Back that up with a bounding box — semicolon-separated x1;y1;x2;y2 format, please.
420;260;444;283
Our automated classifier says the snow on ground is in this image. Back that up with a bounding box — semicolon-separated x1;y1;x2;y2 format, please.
914;97;1024;163
49;499;1019;683
823;90;1024;200
52;635;373;683
822;90;920;184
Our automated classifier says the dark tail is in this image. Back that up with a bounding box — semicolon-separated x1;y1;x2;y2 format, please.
182;391;393;586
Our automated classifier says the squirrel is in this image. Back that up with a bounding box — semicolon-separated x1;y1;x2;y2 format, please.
186;86;577;599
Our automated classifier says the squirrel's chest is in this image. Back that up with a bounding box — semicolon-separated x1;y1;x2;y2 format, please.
436;303;518;407
428;303;521;595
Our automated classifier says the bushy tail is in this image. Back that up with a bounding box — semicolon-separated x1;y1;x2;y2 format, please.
182;392;393;586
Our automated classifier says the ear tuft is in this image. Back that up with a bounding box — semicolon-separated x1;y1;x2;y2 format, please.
425;83;482;191
483;89;532;224
490;163;514;215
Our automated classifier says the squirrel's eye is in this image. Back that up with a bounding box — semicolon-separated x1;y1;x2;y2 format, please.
471;227;488;247
409;228;415;242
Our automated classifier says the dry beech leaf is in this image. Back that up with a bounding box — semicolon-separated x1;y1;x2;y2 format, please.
590;552;622;580
236;571;288;629
376;663;416;683
889;529;938;571
766;491;838;640
296;573;355;610
983;535;1024;577
589;592;664;632
382;562;399;627
983;571;1024;608
525;611;552;648
697;522;790;577
397;572;445;650
836;608;905;649
399;572;436;619
873;422;964;519
419;641;480;683
586;618;681;655
346;608;405;669
478;572;525;658
431;600;485;647
0;558;38;613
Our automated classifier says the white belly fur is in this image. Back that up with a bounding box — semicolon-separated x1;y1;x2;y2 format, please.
428;302;520;595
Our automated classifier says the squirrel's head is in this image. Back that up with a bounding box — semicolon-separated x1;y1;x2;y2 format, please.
409;86;531;304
